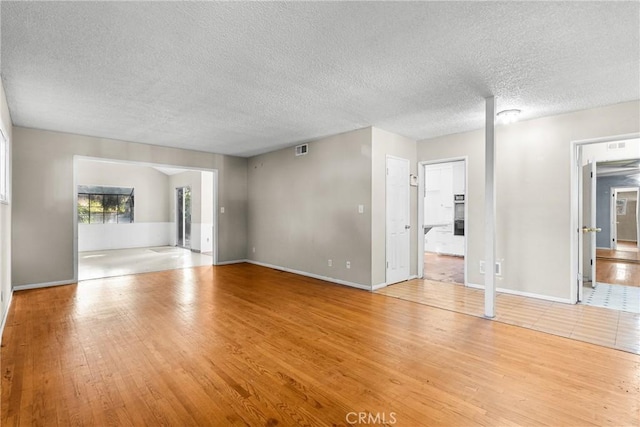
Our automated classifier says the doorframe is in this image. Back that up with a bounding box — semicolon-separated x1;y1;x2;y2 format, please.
570;132;640;304
175;186;192;249
73;156;219;283
610;186;640;250
417;156;469;285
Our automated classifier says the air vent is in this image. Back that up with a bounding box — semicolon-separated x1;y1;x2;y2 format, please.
607;141;626;151
295;144;308;156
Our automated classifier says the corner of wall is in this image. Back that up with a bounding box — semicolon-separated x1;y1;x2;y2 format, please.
0;77;13;339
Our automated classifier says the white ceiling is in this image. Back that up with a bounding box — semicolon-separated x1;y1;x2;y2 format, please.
1;2;638;157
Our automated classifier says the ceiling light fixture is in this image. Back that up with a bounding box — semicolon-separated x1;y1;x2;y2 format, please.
497;109;521;124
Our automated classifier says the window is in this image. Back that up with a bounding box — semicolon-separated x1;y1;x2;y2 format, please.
77;186;134;224
0;128;8;203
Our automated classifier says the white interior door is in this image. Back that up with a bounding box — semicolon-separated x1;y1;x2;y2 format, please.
386;157;410;284
581;162;597;291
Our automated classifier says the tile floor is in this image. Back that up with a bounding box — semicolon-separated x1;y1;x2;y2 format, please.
583;282;640;313
376;279;640;355
78;246;213;281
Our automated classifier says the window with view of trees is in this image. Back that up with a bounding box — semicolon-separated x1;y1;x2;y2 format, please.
77;186;134;224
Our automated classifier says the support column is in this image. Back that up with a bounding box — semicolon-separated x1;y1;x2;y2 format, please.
484;96;496;318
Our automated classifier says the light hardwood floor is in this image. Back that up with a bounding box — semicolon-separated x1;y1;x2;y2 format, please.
2;264;639;426
377;279;640;354
596;244;640;287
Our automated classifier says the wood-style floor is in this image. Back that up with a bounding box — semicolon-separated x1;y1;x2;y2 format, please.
596;242;640;287
2;264;639;426
424;252;464;284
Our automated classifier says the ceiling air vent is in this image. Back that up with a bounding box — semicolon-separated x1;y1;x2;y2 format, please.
607;141;626;151
295;144;308;156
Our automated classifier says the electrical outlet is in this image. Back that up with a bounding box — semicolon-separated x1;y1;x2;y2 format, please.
328;259;332;267
480;261;502;276
220;207;225;213
346;261;351;269
252;247;256;253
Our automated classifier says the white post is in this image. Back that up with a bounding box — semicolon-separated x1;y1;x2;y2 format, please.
484;96;496;318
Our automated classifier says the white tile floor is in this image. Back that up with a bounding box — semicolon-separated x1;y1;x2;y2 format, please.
583;282;640;314
78;246;213;281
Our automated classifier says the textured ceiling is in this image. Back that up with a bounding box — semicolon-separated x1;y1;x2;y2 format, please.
1;2;639;157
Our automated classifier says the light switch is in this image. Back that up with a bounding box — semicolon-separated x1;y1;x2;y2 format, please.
220;207;225;213
358;205;364;214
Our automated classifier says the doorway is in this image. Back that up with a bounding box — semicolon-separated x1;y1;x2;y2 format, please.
176;186;192;249
73;157;218;281
575;137;640;312
610;187;639;252
419;159;467;285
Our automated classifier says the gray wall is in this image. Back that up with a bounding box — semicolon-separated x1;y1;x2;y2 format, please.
247;128;372;287
596;176;640;248
417;101;640;300
12;127;247;287
0;80;13;329
77;160;170;222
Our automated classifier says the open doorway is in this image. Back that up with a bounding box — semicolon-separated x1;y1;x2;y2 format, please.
74;158;217;281
176;186;192;249
420;159;467;285
575;138;640;313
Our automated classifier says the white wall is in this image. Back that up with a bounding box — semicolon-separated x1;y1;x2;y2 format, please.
79;223;173;251
0;79;13;334
417;101;640;301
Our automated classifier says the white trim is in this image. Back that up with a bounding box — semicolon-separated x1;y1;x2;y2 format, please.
484;96;496;318
570;133;640;304
13;279;76;292
372;282;388;291
215;259;247;266
467;283;573;304
246;260;373;291
610;187;640;250
0;290;13;344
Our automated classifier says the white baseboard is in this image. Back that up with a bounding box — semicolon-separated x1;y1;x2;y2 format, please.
467;283;573;304
246;260;372;291
372;275;418;291
372;282;387;291
216;259;248;266
13;278;76;292
0;290;13;344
